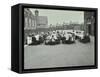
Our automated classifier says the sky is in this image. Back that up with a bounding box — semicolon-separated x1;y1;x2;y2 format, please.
29;8;84;25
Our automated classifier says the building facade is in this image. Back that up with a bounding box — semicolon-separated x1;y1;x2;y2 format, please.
24;8;35;29
24;9;48;30
84;11;95;35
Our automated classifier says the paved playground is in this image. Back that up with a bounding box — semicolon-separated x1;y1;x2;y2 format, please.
24;36;95;69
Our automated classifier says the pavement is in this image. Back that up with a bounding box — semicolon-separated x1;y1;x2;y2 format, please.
24;36;95;69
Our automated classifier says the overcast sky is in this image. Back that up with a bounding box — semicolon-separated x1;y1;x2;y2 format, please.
29;8;84;25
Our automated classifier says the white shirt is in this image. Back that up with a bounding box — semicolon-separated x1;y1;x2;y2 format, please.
35;35;40;41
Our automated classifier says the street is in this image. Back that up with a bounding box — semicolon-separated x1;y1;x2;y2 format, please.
24;36;95;69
